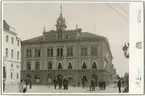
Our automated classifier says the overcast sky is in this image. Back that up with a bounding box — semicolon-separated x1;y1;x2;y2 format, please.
3;2;129;77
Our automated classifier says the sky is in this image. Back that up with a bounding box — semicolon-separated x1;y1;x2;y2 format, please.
3;2;129;77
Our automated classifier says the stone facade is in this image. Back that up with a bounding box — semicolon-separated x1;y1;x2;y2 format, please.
3;20;21;84
21;9;114;85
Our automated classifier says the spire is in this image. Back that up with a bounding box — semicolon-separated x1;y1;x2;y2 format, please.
60;0;62;15
60;4;62;15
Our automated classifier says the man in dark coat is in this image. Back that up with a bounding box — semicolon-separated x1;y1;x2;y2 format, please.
90;79;95;91
63;77;67;90
66;78;68;90
29;77;32;89
117;78;122;93
53;77;57;89
58;76;62;89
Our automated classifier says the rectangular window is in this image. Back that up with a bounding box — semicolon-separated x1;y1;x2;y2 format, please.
27;62;31;70
84;47;88;56
48;61;52;69
11;37;14;44
6;35;9;43
35;62;39;70
38;49;41;57
35;49;38;57
17;51;19;60
17;73;19;79
81;47;87;56
81;47;84;56
67;47;73;56
17;40;19;46
17;65;19;69
11;49;14;59
91;46;98;56
6;48;8;57
11;72;13;79
47;48;53;57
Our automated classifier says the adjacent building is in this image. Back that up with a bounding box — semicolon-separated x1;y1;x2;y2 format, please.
21;7;114;85
3;20;21;84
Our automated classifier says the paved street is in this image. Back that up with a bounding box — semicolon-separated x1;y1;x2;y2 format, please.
4;84;125;93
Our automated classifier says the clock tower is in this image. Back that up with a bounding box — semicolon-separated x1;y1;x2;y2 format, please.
56;5;67;31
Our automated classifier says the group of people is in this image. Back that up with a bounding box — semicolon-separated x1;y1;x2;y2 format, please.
98;80;106;91
19;77;32;93
53;76;69;90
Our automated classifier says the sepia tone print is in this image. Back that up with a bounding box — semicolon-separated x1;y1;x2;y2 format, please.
2;2;129;94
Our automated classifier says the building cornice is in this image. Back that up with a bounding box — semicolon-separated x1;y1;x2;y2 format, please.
3;28;17;36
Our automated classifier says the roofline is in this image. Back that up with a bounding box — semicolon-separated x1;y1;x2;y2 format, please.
3;28;17;36
21;38;103;44
102;38;113;59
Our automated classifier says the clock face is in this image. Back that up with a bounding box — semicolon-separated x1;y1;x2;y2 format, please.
58;20;61;23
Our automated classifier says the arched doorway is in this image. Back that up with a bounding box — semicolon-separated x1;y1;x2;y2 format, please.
35;75;40;84
82;76;87;87
67;74;73;85
92;74;98;86
47;74;53;85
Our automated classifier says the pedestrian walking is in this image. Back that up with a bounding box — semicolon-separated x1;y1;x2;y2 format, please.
29;77;32;89
19;80;23;93
66;78;68;90
53;77;57;89
89;79;95;91
23;81;28;93
117;77;122;93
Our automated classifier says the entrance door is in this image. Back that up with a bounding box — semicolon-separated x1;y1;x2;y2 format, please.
47;74;53;85
92;75;98;86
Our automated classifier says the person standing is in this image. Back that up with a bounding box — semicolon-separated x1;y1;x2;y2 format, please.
66;78;68;90
58;76;63;89
29;77;32;89
19;80;23;93
53;77;57;89
63;77;66;90
90;79;95;91
117;77;122;93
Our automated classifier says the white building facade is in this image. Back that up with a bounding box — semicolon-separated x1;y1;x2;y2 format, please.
3;20;21;84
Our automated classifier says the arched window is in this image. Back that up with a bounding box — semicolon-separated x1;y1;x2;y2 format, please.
92;62;97;69
68;62;72;69
58;63;62;69
48;61;52;69
82;62;87;69
35;62;39;70
27;62;31;70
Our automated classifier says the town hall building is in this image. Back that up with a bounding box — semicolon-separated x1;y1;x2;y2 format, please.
21;6;115;85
